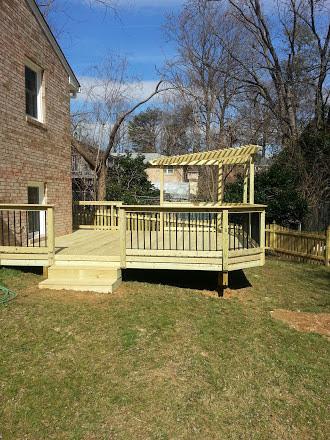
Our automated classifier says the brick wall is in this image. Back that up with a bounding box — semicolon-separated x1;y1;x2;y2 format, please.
0;0;73;237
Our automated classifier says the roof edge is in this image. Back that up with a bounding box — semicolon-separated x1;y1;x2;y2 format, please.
25;0;80;92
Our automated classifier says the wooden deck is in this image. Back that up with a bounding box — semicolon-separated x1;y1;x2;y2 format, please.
1;202;266;293
52;228;263;272
1;146;268;293
55;230;121;259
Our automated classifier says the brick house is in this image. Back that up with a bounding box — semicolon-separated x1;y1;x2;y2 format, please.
0;0;80;237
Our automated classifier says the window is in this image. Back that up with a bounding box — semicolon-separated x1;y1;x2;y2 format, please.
25;63;43;121
164;166;174;175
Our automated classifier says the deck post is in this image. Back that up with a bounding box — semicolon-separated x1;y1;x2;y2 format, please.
249;157;255;204
325;225;330;266
47;206;55;267
219;209;229;296
260;210;265;265
119;208;126;268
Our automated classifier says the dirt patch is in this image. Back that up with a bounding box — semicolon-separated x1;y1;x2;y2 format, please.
222;287;253;301
271;309;330;337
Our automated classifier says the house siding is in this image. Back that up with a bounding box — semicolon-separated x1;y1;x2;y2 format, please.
0;0;73;236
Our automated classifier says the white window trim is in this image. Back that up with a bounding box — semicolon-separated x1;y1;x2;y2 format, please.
25;59;44;123
164;167;174;175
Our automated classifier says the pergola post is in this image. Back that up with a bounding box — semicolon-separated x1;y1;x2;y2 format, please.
217;163;223;204
159;167;164;232
249;157;255;204
159;166;164;205
243;163;248;203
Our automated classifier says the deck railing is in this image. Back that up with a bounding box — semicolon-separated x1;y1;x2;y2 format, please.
73;201;122;230
70;202;266;269
0;204;55;266
118;204;266;270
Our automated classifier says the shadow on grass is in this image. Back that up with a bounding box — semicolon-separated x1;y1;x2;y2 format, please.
0;266;43;275
122;269;251;292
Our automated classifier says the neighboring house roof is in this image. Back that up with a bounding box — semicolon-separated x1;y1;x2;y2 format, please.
26;0;80;94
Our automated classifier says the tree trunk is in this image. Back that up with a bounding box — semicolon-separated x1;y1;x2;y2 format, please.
97;162;107;200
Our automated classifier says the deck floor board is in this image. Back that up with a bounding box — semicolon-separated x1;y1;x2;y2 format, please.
54;229;249;257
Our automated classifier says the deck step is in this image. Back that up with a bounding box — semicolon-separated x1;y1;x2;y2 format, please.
39;265;122;293
48;265;121;279
54;257;120;267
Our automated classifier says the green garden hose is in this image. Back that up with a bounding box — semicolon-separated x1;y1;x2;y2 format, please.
0;284;17;304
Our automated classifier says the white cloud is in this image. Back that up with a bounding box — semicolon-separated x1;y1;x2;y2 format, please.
76;76;170;103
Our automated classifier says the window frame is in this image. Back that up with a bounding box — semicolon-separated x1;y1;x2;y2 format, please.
164;166;174;175
25;59;44;123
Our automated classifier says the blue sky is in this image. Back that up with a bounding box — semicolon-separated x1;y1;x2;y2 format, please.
51;0;185;91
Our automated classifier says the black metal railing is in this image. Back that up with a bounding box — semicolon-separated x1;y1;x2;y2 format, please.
0;209;48;247
228;212;260;250
126;211;222;251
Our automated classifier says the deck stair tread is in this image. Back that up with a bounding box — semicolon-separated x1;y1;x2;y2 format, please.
39;264;122;293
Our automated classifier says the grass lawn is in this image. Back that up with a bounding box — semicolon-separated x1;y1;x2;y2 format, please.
0;259;329;439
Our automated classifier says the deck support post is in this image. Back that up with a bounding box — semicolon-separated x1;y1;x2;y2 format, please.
219;209;229;296
119;208;126;268
218;271;229;296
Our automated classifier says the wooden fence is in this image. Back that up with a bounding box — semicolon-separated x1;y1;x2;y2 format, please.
265;222;330;266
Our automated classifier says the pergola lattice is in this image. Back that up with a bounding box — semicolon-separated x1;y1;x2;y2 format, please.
150;144;262;205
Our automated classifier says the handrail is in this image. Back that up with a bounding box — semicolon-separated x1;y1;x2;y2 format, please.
0;204;54;211
73;201;123;206
124;204;266;213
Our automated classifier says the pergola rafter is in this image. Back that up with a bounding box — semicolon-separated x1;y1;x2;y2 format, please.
150;145;262;205
149;145;261;167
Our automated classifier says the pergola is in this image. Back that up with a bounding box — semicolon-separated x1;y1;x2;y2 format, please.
149;144;262;205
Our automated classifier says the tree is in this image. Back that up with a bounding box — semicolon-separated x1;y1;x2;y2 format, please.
72;53;172;200
219;0;330;145
225;159;309;226
160;104;197;156
128;108;162;153
164;0;240;151
73;80;170;200
106;154;159;204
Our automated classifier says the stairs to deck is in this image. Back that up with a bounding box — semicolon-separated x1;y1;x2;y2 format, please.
39;264;122;293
